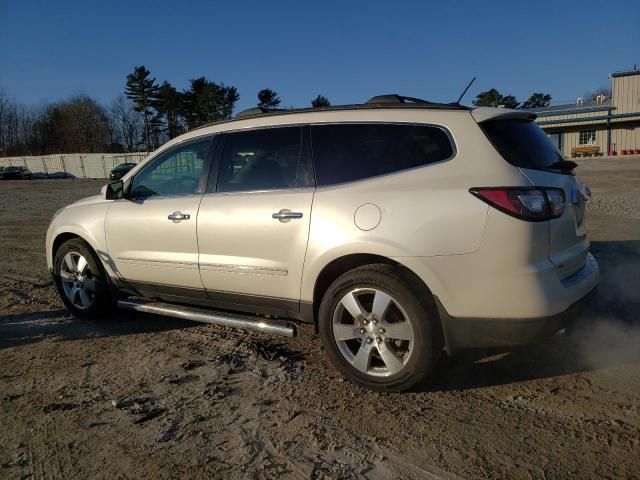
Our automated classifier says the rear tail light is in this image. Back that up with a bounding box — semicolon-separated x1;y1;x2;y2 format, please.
470;187;565;221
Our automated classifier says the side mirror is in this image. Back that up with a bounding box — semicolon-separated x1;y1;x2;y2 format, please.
105;180;124;200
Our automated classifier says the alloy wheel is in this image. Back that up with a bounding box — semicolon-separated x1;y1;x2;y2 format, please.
332;288;415;377
59;251;96;310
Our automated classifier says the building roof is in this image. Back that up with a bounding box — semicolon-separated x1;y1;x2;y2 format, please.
610;69;640;78
525;99;613;117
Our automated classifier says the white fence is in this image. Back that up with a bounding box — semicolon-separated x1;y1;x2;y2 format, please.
0;153;148;179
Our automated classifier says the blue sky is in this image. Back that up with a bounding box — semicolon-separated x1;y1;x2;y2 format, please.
1;0;638;111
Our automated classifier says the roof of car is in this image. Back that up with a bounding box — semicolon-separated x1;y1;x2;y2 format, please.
191;94;470;132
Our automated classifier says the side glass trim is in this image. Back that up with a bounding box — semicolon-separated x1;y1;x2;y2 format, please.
206;134;227;194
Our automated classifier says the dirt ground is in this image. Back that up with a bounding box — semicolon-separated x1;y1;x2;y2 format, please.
1;158;639;479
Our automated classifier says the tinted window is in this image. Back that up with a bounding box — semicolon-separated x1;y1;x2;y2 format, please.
130;137;212;197
311;124;454;186
480;119;564;170
217;127;304;192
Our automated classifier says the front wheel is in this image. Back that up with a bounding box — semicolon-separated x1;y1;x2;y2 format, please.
319;264;442;392
53;238;111;318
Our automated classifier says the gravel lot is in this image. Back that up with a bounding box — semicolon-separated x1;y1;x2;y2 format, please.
1;158;639;479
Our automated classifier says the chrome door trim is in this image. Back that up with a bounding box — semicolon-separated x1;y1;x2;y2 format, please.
199;262;288;277
117;257;199;269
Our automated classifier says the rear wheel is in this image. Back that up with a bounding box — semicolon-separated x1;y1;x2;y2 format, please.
319;264;442;391
53;238;111;318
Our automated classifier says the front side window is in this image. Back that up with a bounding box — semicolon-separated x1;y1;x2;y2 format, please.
310;124;454;186
579;129;596;145
130;137;213;197
216;127;305;192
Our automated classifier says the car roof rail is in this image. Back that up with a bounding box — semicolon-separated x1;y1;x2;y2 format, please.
366;94;434;105
236;106;288;118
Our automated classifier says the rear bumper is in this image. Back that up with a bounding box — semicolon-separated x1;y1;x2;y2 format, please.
437;286;597;354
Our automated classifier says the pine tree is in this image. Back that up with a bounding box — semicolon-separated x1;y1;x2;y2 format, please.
472;89;504;107
181;77;239;129
155;81;183;140
257;89;281;108
311;95;331;108
501;95;520;109
124;66;159;151
521;92;552;109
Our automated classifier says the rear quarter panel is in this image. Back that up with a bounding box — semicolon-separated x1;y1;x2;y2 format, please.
300;110;530;303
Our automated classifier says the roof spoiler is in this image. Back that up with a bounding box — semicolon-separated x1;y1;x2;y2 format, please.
471;107;537;123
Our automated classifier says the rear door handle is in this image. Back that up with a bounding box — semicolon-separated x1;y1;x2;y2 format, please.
272;209;303;222
168;211;190;221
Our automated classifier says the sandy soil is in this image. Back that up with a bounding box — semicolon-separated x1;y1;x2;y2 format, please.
1;160;639;479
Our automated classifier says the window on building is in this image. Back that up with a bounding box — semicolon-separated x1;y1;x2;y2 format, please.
579;130;596;145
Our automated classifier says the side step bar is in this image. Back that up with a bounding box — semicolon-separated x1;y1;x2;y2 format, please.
117;300;296;337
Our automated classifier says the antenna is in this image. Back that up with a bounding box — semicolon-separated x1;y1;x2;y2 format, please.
455;76;476;105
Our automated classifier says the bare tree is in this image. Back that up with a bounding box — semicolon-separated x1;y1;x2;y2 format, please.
40;96;110;153
582;86;612;102
110;95;144;152
0;90;9;155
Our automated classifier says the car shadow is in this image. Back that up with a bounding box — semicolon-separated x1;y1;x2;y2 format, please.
418;239;640;392
3;240;638;392
0;309;196;350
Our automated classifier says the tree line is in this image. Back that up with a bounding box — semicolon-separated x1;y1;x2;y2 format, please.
1;64;563;157
0;65;333;157
472;89;552;109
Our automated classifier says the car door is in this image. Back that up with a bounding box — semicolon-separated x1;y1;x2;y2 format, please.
197;126;314;310
105;136;214;293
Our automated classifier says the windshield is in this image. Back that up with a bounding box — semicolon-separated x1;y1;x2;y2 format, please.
480;119;564;171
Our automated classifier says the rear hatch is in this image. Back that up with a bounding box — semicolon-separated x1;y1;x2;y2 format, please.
477;114;589;280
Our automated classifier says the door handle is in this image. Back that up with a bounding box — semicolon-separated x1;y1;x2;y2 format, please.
168;211;191;221
272;209;303;222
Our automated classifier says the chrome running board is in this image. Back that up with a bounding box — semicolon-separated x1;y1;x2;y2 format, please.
117;299;296;337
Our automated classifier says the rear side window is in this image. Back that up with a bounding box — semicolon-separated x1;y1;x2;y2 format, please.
480;119;564;170
311;124;454;186
216;127;307;192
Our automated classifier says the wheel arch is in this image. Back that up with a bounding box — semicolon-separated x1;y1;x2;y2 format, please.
52;232;82;260
310;253;444;336
49;228;111;276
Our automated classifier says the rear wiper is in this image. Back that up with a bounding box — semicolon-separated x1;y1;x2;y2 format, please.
547;159;577;171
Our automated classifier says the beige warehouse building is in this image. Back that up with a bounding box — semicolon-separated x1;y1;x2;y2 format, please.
528;68;640;157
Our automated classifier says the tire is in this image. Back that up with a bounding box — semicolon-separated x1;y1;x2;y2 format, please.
53;238;112;318
318;264;443;392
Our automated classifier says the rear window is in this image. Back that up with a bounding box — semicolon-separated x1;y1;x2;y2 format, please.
480;119;564;170
311;124;454;186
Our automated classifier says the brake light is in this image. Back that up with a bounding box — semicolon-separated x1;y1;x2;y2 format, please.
470;187;565;221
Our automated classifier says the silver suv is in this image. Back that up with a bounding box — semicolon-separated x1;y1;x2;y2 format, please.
46;95;599;391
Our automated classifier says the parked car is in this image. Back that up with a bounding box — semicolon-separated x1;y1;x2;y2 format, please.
1;165;32;179
109;162;137;180
46;94;599;391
